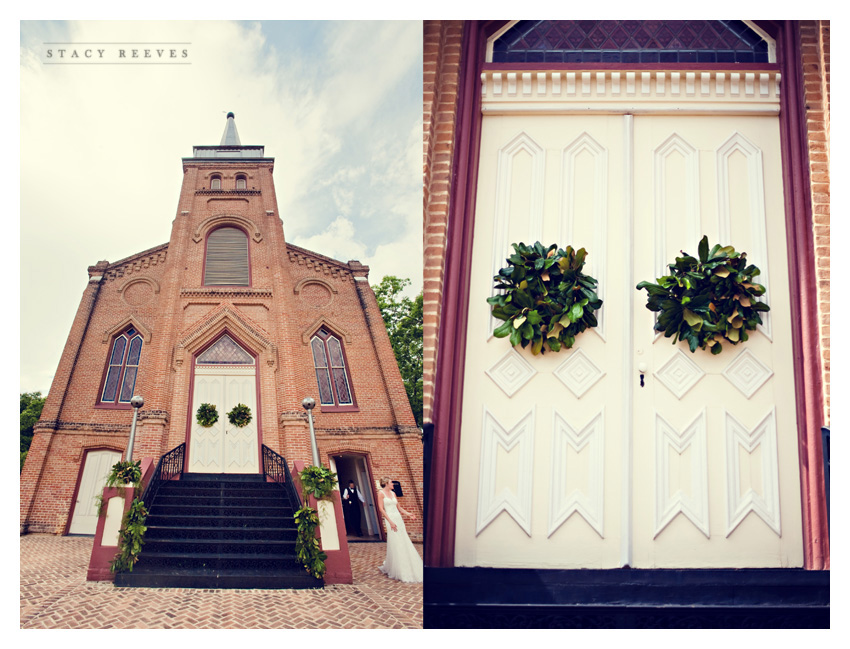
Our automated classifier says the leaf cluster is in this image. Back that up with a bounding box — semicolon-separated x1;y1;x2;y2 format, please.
374;276;424;428
636;236;770;354
196;402;219;428
294;505;327;579
20;391;46;471
487;242;603;355
299;465;338;501
226;403;252;428
110;498;148;573
105;460;142;488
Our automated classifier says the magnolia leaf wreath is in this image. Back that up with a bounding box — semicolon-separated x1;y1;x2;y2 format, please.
636;235;770;354
196;403;219;428
487;242;603;355
227;403;253;428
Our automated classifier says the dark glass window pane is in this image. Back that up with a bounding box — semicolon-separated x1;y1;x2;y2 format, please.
327;337;344;367
127;337;143;366
316;369;334;405
311;338;328;368
333;368;352;405
119;367;138;402
110;337;127;366
102;366;121;402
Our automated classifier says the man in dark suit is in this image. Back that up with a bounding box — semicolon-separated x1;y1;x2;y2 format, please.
342;480;365;536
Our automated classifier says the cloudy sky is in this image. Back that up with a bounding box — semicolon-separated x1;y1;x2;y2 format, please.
19;20;423;394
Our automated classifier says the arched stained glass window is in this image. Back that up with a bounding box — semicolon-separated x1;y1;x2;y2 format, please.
204;226;250;286
491;20;771;64
310;328;354;408
100;327;143;405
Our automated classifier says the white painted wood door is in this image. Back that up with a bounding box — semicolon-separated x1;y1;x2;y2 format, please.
455;91;802;569
69;449;121;534
188;366;259;473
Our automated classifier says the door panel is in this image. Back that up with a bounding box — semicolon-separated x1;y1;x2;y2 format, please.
69;450;121;534
632;115;802;567
456;109;803;569
457;114;627;569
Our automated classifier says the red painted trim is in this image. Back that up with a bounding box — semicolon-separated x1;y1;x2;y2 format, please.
64;446;124;536
427;20;830;570
771;20;829;570
201;223;253;288
184;329;263;473
426;20;490;568
483;62;780;72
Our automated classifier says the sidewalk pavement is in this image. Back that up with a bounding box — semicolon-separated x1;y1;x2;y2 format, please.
20;534;422;629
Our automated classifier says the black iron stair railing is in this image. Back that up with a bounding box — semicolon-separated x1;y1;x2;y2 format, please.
141;443;185;505
262;445;301;509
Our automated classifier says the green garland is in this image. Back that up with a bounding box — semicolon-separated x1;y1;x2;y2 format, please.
294;505;327;579
487;242;603;354
110;498;148;573
636;235;770;354
196;403;219;428
227;403;252;428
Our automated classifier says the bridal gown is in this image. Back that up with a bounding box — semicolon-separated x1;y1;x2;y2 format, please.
379;492;423;583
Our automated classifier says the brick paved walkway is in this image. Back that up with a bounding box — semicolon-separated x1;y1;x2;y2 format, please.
20;534;422;629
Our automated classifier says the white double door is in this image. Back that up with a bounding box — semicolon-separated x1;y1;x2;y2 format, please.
188;365;259;473
456;111;803;569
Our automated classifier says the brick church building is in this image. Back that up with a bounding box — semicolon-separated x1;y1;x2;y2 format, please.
20;113;422;545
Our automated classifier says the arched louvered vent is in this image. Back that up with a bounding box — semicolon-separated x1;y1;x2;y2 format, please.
204;227;249;286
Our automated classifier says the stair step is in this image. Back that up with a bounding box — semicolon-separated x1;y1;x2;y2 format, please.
149;505;294;517
144;537;296;551
115;565;322;589
146;525;296;539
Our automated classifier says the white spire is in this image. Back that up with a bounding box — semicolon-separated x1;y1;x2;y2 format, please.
220;112;241;146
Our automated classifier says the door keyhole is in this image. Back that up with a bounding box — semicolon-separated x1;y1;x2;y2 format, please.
640;374;645;388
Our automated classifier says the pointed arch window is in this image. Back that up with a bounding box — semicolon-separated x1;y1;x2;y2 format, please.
204;226;250;286
310;328;357;410
98;327;143;406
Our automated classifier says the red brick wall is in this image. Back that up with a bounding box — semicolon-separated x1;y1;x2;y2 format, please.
800;20;830;425
423;20;463;425
22;142;421;535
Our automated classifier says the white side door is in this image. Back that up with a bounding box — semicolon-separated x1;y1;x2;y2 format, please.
69;449;121;534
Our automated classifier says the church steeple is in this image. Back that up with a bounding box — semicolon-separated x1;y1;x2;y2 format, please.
186;112;268;161
220;112;241;146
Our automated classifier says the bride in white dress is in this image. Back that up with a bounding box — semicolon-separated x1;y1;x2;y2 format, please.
376;476;423;583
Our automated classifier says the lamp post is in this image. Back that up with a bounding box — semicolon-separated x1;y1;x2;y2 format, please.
302;397;320;467
126;395;144;462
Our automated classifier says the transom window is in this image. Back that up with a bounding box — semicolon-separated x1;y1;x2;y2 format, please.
100;327;143;404
197;334;254;365
491;20;771;64
310;328;354;408
204;226;250;286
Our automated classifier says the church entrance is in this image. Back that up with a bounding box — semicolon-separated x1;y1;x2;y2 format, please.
187;334;260;474
331;454;381;540
455;70;803;569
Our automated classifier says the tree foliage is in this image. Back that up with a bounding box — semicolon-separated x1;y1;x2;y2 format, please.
373;276;423;428
20;391;46;472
